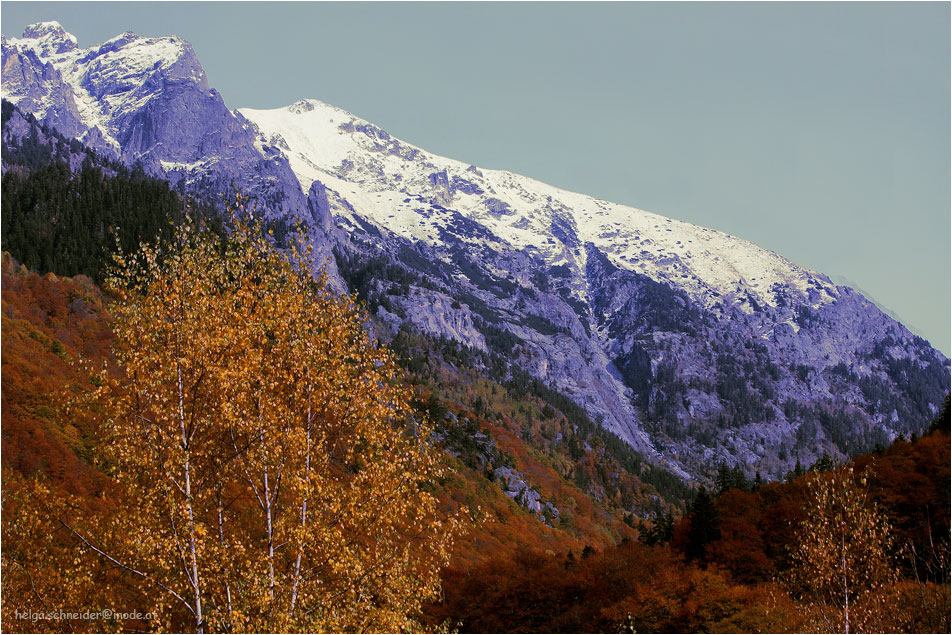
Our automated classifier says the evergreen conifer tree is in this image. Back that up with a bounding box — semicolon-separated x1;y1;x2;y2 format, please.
686;486;720;562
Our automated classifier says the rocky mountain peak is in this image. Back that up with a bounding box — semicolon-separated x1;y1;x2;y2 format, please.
20;21;78;55
83;32;208;96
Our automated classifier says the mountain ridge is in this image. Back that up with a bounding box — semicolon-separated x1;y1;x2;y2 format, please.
239;98;834;312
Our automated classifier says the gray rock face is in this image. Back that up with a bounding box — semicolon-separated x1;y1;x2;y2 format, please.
588;242;951;476
493;466;560;524
3;24;304;212
2;35;86;141
403;290;488;352
307;180;334;231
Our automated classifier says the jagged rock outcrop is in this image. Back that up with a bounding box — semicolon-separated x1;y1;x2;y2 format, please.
2;30;86;141
493;466;560;525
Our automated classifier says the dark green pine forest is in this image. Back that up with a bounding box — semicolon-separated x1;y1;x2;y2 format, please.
1;100;219;282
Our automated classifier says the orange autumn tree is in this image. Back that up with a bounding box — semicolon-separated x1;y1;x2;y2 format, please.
51;205;461;633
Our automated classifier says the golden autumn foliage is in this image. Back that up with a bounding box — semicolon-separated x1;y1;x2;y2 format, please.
3;209;464;633
787;467;900;633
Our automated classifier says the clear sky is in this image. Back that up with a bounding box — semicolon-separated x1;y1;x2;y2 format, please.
3;2;949;354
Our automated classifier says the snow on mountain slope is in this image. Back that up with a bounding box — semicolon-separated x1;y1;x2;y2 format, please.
239;99;834;314
3;23;302;207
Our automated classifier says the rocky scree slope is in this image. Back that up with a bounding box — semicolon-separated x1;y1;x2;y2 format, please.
3;23;948;480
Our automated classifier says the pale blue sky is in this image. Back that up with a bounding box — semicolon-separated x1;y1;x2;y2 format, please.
3;2;949;354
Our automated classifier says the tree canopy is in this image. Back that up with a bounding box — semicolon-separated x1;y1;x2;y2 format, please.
4;205;463;633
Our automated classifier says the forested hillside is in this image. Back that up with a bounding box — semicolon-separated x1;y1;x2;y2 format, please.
429;418;950;633
1;97;948;633
1;100;219;282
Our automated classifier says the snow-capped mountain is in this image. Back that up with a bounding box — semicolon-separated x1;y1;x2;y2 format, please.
4;23;948;480
2;22;342;281
240;98;828;314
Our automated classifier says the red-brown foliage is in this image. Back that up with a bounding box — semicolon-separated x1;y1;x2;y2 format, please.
1;253;112;497
428;540;801;633
670;430;949;586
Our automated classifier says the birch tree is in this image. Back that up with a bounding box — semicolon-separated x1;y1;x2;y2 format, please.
788;466;898;633
35;205;462;632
